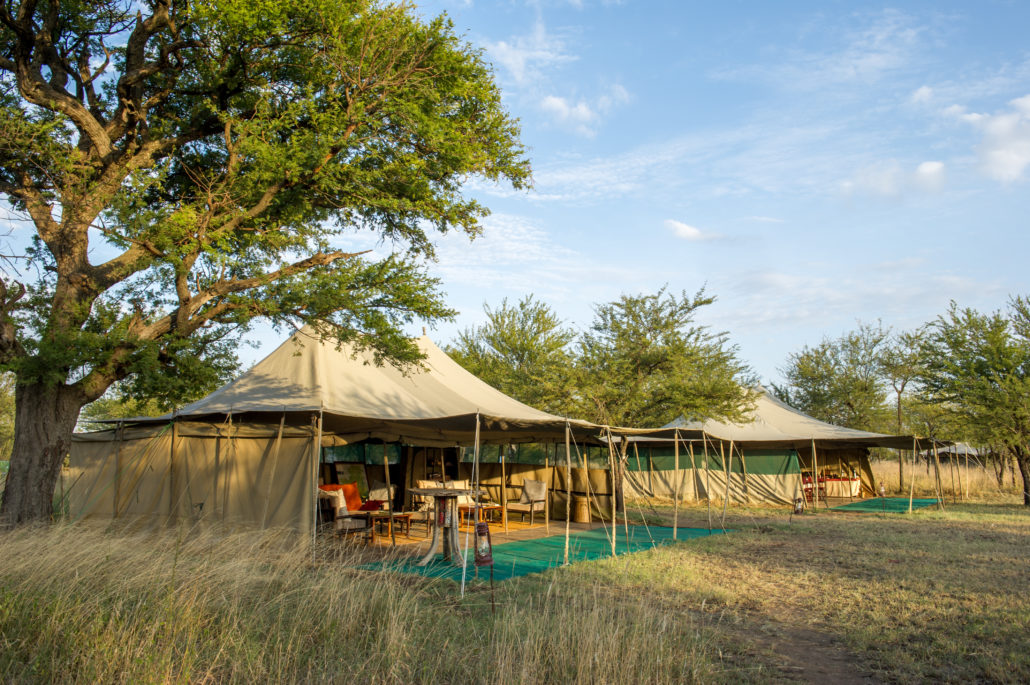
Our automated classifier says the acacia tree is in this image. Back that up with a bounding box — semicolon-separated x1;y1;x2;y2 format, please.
774;322;891;431
447;296;577;416
0;0;529;524
918;298;1030;505
577;287;755;428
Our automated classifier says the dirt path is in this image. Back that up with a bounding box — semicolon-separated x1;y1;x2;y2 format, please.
727;615;882;684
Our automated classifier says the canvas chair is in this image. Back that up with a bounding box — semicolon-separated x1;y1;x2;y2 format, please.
318;483;372;541
506;478;548;525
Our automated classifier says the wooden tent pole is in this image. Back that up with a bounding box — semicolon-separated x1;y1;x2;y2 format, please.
500;444;508;533
739;443;751;504
720;440;730;530
687;437;696;505
544;445;550;535
908;437;917;513
673;429;680;540
311;410;322;554
619;435;630;550
703;434;712;532
583;438;591;528
564;421;572;566
933;442;945;510
383;442;397;547
948;450;958;502
606;429;617;556
963;449;970;500
811;439;819;508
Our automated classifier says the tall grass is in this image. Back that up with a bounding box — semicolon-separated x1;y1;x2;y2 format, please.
0;524;716;683
870;457;1022;500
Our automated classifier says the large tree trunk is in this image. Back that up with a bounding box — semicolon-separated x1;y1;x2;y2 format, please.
0;382;83;526
1014;446;1030;507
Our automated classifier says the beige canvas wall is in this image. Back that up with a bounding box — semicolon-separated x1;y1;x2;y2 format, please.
69;422;318;535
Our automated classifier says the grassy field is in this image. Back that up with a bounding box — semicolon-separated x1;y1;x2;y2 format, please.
1;495;1028;683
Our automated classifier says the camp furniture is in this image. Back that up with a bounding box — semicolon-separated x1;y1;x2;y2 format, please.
411;487;470;566
506;478;548;525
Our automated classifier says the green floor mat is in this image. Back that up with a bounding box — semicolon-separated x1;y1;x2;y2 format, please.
358;525;725;583
831;497;940;513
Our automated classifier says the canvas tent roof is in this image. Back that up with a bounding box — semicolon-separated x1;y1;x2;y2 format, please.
658;387;936;450
122;327;606;445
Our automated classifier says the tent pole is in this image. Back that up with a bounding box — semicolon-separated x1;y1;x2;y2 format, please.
687;437;696;505
673;429;680;540
720;439;729;531
564;421;572;566
311;409;322;555
739;443;751;504
500;444;508;534
908;438;917;513
704;434;712;533
261;412;286;529
963;449;970;501
948;449;958;503
544;446;550;535
619;434;630;550
933;442;945;510
811;439;820;509
383;442;397;547
606;428;618;556
583;438;591;529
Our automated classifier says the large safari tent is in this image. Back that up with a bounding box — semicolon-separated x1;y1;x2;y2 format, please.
623;388;928;506
68;327;635;537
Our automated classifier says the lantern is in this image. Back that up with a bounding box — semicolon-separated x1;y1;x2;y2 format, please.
474;521;493;566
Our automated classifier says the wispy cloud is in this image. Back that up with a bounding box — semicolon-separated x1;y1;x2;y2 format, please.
840;159;946;198
946;95;1030;183
539;83;630;136
714;9;926;91
664;219;721;242
485;19;575;86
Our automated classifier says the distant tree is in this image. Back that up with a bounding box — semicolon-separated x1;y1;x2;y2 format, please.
447;296;578;416
577;287;755;428
881;330;924;488
918;298;1030;505
775;322;891;431
0;0;529;524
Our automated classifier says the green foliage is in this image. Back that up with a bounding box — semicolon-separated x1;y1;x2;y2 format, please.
917;298;1030;490
774;322;892;431
447;296;577;416
576;286;755;427
0;374;12;459
0;0;529;521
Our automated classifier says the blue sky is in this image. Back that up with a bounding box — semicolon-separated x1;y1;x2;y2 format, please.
6;1;1029;389
375;0;1029;385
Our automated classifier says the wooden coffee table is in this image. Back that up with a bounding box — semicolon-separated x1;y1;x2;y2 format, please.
368;511;413;541
458;503;505;527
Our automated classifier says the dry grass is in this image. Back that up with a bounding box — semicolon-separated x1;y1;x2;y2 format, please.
2;491;1028;683
870;457;1024;501
0;523;719;684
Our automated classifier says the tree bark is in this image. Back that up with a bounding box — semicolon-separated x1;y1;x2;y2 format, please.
0;382;83;526
1014;447;1030;506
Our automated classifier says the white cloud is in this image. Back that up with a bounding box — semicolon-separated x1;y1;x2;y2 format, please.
748;216;785;224
539;83;631;136
665;219;720;242
910;85;934;104
486;19;574;86
914;160;945;191
947;94;1030;182
841;160;946;198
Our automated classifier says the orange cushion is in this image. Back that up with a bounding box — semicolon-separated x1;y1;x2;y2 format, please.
340;482;362;513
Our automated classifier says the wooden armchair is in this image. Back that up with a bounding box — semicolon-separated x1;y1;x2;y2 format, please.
506;478;548;525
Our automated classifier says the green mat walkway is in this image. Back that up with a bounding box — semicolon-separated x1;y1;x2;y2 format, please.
358;525;726;582
831;497;940;513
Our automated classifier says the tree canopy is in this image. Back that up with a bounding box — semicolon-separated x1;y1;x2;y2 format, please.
576;287;755;427
774;322;892;431
0;0;530;523
446;296;577;416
